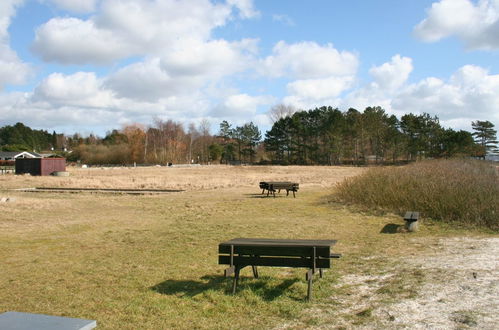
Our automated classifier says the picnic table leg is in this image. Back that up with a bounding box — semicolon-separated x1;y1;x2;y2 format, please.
307;247;316;300
319;269;323;278
232;266;241;294
286;189;289;196
307;273;312;301
251;265;259;278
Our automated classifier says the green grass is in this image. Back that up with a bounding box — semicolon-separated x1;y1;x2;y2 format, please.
0;185;491;329
334;159;499;230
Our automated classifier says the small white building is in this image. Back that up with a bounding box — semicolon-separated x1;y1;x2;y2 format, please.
0;151;41;161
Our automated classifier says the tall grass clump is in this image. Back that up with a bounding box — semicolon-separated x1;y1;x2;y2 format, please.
335;159;498;230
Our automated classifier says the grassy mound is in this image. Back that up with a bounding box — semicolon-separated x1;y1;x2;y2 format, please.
335;159;499;230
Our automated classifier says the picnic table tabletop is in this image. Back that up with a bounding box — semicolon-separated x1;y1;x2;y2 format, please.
219;238;337;248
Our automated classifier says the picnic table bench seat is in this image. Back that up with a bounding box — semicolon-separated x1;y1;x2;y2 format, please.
219;238;341;300
259;181;299;197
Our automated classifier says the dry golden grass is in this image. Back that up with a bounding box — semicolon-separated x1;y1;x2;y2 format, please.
335;159;499;229
0;165;364;191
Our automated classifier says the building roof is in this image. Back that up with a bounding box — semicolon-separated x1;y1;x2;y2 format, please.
0;151;41;159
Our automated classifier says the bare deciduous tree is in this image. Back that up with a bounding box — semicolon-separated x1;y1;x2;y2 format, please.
268;104;297;123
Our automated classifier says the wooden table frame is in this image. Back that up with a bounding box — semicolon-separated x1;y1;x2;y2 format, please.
218;238;341;300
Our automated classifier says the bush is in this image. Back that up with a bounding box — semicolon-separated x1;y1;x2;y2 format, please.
335;159;499;230
74;144;131;165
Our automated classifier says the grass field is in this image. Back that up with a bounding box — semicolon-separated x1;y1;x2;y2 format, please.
0;165;497;329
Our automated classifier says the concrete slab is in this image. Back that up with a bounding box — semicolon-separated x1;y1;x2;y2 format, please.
0;311;97;330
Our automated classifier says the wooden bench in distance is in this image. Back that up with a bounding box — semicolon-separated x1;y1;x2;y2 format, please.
259;181;299;198
219;238;341;300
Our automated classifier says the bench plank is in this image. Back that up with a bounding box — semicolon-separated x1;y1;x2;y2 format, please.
220;238;336;247
219;256;331;268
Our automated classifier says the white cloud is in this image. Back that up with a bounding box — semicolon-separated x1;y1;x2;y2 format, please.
0;0;32;89
32;72;114;108
335;56;499;131
261;41;358;79
32;17;132;64
211;93;274;117
369;55;413;91
160;38;257;78
226;0;260;19
287;76;354;102
0;45;32;89
0;0;24;41
31;0;257;65
272;14;294;26
105;59;183;102
103;37;258;103
393;65;499;123
268;42;358;111
46;0;99;13
340;55;412;114
414;0;499;50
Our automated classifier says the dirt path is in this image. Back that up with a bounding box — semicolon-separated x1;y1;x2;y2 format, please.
371;237;499;329
343;237;499;329
277;237;499;329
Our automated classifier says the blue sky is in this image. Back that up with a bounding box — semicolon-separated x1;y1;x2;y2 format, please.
1;0;499;136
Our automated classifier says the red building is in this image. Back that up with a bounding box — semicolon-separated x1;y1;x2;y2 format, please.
15;158;66;176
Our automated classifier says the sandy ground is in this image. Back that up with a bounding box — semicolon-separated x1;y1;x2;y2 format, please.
375;237;499;329
340;237;498;329
274;237;498;329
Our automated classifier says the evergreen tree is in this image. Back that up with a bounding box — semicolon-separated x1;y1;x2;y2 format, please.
471;120;498;156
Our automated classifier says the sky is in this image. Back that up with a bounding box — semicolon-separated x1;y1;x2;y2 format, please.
1;0;499;137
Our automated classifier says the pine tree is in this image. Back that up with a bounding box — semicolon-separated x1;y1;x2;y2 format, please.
471;120;498;156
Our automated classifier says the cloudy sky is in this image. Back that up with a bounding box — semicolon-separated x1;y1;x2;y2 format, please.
1;0;499;136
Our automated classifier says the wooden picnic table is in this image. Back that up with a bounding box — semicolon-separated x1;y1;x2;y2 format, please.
259;181;299;197
218;238;341;300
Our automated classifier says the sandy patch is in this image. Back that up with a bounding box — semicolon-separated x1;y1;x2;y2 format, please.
372;237;499;329
275;237;498;329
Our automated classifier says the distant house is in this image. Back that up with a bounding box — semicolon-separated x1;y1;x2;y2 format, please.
485;154;499;162
0;151;42;161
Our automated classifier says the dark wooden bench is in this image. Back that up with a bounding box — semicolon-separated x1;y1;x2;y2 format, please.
259;181;299;198
219;238;341;300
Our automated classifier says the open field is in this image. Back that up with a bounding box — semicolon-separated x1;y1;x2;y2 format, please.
0;165;497;329
0;165;364;191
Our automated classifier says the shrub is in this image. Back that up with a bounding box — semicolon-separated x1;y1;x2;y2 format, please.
335;159;498;230
75;144;131;165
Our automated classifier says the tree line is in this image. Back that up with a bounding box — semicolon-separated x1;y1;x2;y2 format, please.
0;119;262;165
0;105;497;165
265;106;497;164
